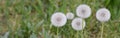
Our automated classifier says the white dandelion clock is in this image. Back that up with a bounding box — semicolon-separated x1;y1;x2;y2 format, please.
76;4;91;18
66;12;74;19
96;8;111;22
71;18;86;30
51;12;67;27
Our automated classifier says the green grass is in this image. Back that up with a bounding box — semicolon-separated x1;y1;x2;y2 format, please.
0;0;120;38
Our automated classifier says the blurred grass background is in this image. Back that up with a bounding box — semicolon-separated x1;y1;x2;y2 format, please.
0;0;120;38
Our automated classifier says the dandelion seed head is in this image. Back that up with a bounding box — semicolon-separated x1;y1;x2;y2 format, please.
76;4;91;18
96;8;111;22
71;18;86;30
51;12;67;27
66;12;74;19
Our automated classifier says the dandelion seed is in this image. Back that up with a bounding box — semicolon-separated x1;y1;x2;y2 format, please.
71;18;86;30
51;12;67;27
76;4;92;18
96;8;111;22
66;12;74;19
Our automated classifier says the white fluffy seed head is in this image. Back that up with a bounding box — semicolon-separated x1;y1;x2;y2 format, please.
71;18;86;31
51;12;67;27
96;8;111;22
66;12;74;19
76;4;91;18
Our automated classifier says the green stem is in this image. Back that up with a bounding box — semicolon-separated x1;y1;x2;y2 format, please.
101;23;104;38
81;20;84;38
77;31;79;38
81;30;84;38
57;27;59;38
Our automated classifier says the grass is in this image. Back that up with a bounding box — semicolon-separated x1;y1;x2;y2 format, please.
0;0;120;38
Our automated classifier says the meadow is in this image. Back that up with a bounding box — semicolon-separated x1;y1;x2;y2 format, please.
0;0;120;38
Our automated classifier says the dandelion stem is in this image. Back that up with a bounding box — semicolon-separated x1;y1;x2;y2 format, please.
75;31;79;38
57;27;59;38
77;31;79;38
81;20;84;38
81;30;84;38
101;23;104;38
